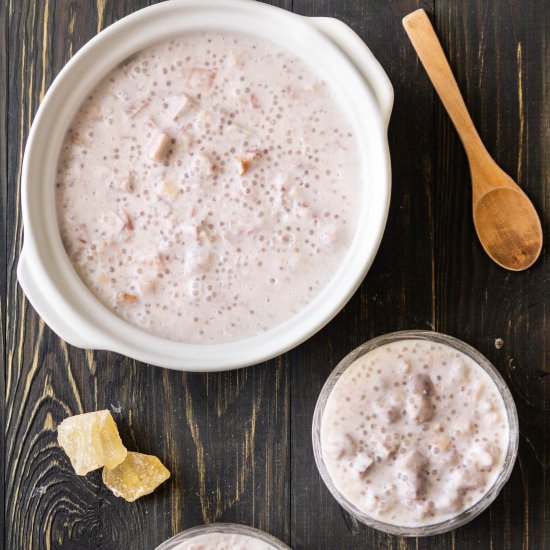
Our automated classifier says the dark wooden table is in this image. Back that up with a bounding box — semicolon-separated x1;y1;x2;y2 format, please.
3;0;548;548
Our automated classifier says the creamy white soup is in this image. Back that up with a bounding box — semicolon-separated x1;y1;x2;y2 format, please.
56;31;362;343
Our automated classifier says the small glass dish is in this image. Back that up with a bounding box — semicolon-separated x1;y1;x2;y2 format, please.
155;523;291;550
312;330;519;536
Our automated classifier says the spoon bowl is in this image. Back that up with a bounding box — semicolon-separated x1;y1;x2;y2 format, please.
473;188;543;270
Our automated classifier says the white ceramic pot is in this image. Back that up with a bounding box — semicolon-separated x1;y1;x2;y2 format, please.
17;0;393;371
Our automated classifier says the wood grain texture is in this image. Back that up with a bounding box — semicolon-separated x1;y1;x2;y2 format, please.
433;2;549;549
0;0;6;544
3;1;549;549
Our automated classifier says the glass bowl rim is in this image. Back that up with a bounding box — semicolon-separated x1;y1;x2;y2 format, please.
155;522;291;549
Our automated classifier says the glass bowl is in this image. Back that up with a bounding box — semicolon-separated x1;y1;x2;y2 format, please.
312;330;519;536
155;523;291;550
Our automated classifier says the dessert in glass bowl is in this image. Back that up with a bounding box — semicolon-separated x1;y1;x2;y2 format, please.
313;330;518;536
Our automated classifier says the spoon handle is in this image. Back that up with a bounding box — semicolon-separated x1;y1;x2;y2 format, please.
402;9;488;166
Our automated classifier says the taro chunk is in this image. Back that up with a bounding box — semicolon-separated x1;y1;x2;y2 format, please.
102;451;170;502
466;445;498;469
149;131;171;161
158;180;180;201
188;68;216;90
401;450;428;475
250;93;261;109
413;501;435;520
402;473;427;500
398;451;428;500
435;487;464;513
406;394;434;423
228;50;243;68
180;134;192;150
319;224;339;246
124;99;148;118
409;374;434;396
450;359;470;383
324;432;356;460
351;452;374;477
429;438;452;455
184;248;212;277
371;436;400;461
169;94;192;121
57;410;127;475
108;172;133;193
362;490;378;512
192;153;214;176
140;279;156;295
374;393;403;424
194;110;213;131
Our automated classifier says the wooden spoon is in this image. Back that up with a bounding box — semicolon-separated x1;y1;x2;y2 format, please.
403;9;542;271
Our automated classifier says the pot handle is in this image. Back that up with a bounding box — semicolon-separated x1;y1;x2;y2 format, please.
17;246;98;350
310;17;394;128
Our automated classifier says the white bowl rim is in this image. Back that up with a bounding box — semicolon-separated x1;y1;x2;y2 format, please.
17;0;394;371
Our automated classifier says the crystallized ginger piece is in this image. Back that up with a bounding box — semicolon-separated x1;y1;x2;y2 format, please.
102;451;170;502
57;410;127;475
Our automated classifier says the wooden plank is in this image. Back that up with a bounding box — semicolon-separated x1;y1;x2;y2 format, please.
5;1;291;549
289;0;437;548
0;0;7;545
433;2;548;549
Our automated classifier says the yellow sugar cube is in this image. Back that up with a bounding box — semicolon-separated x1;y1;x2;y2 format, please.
102;451;170;502
57;410;127;475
